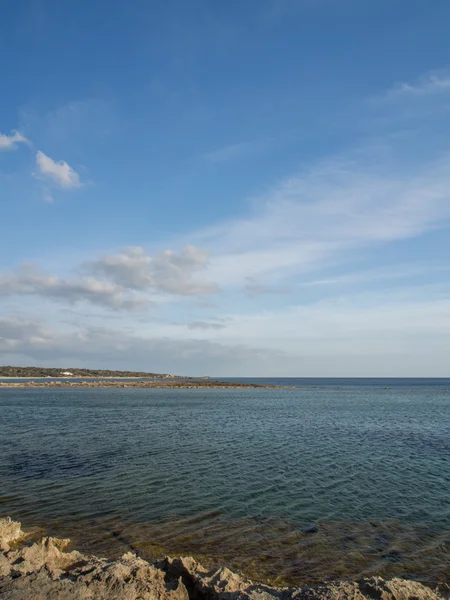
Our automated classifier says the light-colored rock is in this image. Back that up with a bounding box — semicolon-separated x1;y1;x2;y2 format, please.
0;553;11;576
0;517;23;552
10;536;82;575
164;557;446;600
290;577;446;600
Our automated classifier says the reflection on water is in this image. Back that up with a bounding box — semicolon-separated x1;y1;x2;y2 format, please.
1;381;450;586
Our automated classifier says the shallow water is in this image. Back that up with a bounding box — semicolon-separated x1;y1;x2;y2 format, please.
1;380;449;585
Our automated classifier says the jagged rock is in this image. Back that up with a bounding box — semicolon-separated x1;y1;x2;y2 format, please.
167;557;257;597
0;553;11;577
164;557;446;600
1;549;190;600
9;536;82;575
0;518;446;600
291;577;444;600
0;517;23;552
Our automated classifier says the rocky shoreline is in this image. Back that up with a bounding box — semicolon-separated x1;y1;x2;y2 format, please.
0;379;282;389
1;517;447;600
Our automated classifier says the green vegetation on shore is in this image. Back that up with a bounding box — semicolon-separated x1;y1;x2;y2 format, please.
0;365;175;378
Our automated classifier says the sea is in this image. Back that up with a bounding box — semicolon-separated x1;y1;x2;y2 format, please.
0;378;449;586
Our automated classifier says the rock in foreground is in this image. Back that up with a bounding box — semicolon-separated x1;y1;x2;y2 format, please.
0;517;446;600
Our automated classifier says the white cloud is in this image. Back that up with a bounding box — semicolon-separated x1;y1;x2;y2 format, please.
0;242;218;313
0;264;146;310
35;150;82;188
87;245;218;295
0;130;28;151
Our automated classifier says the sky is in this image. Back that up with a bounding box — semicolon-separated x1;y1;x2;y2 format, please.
1;0;450;376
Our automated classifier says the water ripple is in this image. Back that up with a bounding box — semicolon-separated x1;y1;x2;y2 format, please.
1;384;449;585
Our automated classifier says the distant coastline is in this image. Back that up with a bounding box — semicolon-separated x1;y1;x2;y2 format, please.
0;380;281;389
0;365;181;379
0;365;285;389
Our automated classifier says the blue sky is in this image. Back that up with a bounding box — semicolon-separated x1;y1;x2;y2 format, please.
1;0;450;376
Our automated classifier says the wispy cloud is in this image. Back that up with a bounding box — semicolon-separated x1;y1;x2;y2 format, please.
244;276;290;295
187;321;226;330
35;150;82;189
192;152;450;289
301;263;450;287
0;130;29;151
377;71;450;102
42;186;54;204
19;98;114;145
196;286;450;360
202;139;267;163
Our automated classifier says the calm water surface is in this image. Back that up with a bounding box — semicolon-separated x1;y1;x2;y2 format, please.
1;379;449;586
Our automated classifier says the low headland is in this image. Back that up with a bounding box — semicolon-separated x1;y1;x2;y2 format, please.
0;380;280;389
1;517;446;600
0;365;182;378
0;365;281;389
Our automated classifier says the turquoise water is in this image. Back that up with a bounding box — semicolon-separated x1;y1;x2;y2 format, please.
1;379;449;585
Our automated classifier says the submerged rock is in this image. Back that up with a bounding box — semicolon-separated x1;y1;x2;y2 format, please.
0;517;446;600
